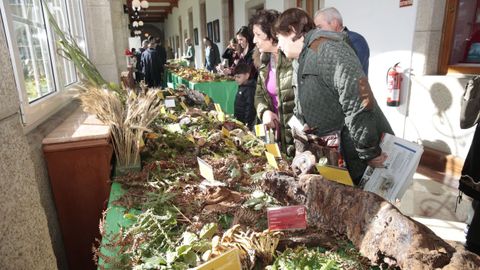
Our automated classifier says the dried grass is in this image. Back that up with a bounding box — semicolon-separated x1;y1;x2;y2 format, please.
80;88;163;167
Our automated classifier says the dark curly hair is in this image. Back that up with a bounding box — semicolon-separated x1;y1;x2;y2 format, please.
249;9;280;44
275;8;315;41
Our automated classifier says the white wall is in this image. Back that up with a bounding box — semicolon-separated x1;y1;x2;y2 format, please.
234;0;295;31
324;0;418;138
323;0;474;158
165;0;231;68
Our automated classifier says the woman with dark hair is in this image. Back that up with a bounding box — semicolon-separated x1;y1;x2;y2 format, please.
203;36;220;72
250;9;295;155
275;8;393;184
235;26;257;78
222;38;239;68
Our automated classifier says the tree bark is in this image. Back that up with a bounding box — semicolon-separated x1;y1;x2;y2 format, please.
261;172;480;269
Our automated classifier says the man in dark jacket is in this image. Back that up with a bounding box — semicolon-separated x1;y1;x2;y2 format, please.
233;63;256;129
314;7;370;76
140;41;161;87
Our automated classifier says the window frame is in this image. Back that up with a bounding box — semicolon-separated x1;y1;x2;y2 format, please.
0;0;87;132
439;0;480;74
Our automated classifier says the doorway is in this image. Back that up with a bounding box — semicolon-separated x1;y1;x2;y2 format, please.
178;16;183;56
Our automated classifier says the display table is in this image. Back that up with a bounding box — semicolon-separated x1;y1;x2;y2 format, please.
165;70;238;115
43;108;112;270
97;182;135;269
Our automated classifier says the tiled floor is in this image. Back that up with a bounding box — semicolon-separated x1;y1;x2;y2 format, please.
397;166;474;244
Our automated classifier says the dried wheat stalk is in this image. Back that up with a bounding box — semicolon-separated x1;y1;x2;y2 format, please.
80;88;162;167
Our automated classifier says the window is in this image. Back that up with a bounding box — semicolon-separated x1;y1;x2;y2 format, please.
439;0;480;74
0;0;87;130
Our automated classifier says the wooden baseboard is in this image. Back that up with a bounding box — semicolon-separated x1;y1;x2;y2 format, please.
419;147;464;177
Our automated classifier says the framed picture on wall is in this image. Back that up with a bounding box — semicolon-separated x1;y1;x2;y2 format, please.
194;28;199;45
207;22;213;41
213;19;220;43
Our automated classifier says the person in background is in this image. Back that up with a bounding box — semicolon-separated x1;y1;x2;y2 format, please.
183;38;195;68
233;63;256;130
250;9;294;155
275;8;392;184
222;38;239;68
203;37;220;72
140;40;161;87
131;48;142;83
236;26;257;79
314;7;370;76
154;37;167;85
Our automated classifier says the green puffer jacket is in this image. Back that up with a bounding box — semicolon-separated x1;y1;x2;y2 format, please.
254;51;295;154
296;29;393;184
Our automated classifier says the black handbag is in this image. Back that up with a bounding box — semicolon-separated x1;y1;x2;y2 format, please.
460;76;480;129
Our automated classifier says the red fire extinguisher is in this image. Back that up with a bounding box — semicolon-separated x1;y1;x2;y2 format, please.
386;62;402;107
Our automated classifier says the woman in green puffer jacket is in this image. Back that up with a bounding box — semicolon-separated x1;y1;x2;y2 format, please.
275;8;393;184
250;9;295;155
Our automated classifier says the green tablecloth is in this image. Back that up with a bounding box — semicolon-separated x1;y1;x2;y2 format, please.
165;70;238;115
98;182;135;269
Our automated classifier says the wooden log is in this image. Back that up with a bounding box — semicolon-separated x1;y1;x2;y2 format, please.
261;172;480;269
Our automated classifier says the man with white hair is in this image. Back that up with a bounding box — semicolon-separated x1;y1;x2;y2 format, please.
314;7;370;76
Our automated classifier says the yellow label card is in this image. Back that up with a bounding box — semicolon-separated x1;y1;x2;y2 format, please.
197;157;215;181
186;134;195;143
160;106;166;114
157;91;165;100
265;151;279;169
217;111;225;122
221;127;230;137
180;101;188;111
214;103;223;113
316;165;354;186
255;124;266;137
204;95;211;105
195;248;242;270
265;143;281;158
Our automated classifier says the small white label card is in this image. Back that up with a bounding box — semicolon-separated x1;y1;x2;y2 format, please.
197;157;215;181
165;97;176;108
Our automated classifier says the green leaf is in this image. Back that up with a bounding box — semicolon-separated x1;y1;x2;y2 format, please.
182;250;198;266
176;245;192;256
199;223;218;240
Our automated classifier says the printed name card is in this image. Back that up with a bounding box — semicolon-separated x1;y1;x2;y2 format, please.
197;157;214;182
265;143;281;158
195;248;241;270
167;82;174;89
267;205;307;231
287;115;304;131
165;98;176;108
316;165;354;186
265;151;278;169
255;124;266;137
